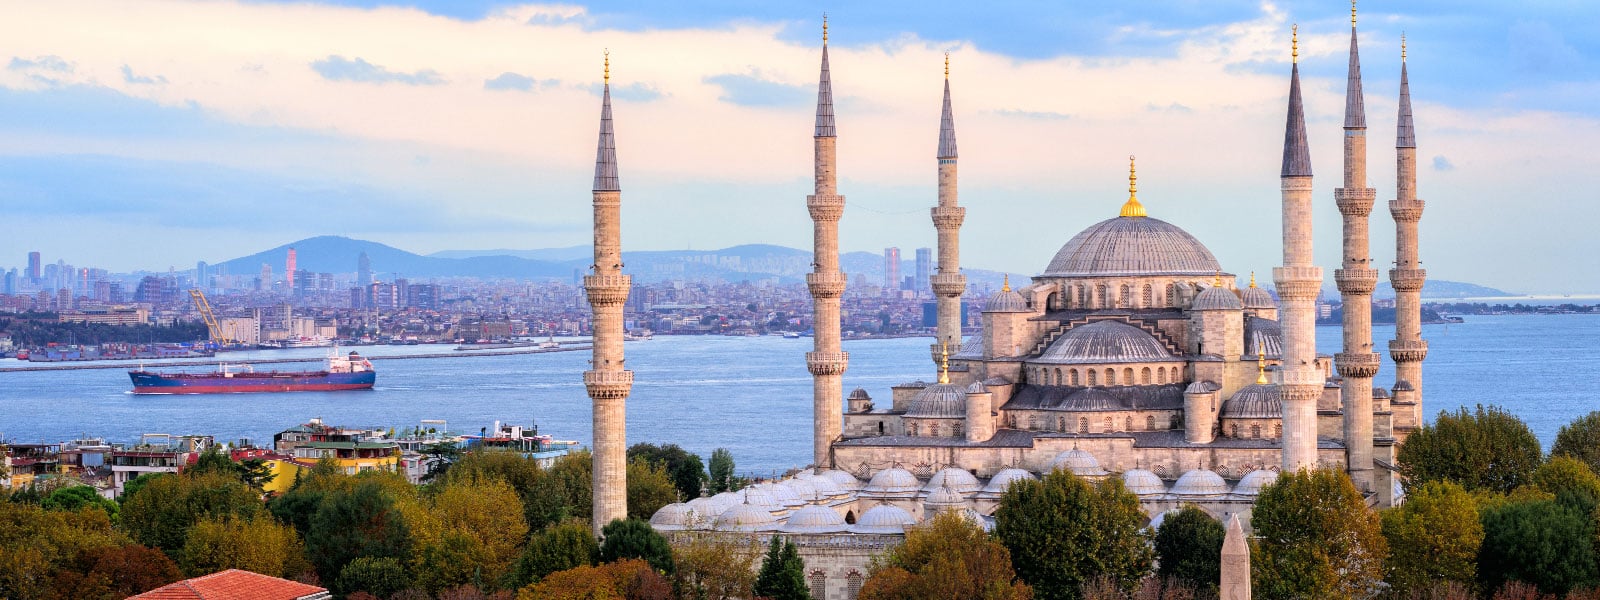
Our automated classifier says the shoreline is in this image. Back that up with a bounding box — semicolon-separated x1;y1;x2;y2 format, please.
0;344;593;373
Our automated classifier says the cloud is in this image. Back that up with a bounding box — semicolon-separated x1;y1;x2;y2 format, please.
310;55;444;85
121;64;167;85
989;108;1072;120
1433;155;1455;171
703;71;811;107
483;72;560;92
8;55;73;73
588;82;664;102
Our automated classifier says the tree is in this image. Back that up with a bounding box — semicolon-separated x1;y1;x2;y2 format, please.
753;535;809;600
179;515;310;578
338;556;413;599
671;533;758;600
628;460;678;522
119;471;264;556
415;530;496;594
994;470;1153;600
1380;480;1483;596
628;443;707;501
1251;468;1386;600
708;449;738;495
599;518;675;575
1153;505;1224;594
859;510;1032;600
237;458;277;491
517;559;673;600
0;501;124;600
119;472;166;501
1530;456;1600;513
54;544;182;599
1479;497;1600;594
505;520;598;590
420;441;463;482
1398;405;1542;494
305;479;413;583
414;477;529;589
267;458;349;536
41;485;120;519
186;447;238;479
522;452;677;530
1553;411;1600;476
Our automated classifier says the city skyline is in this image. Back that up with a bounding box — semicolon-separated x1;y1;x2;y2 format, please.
1;2;1597;292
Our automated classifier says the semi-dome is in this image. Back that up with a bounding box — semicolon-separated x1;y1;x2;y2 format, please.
1049;448;1109;477
1185;381;1219;394
650;503;693;530
1221;384;1283;419
819;469;863;491
714;502;780;532
1121;469;1167;497
1043;216;1222;278
965;380;988;394
1233;469;1279;496
1034;320;1175;365
781;505;848;534
981;468;1039;496
863;468;922;496
1170;469;1230;497
1244;317;1283;359
924;467;982;495
1191;285;1243;311
1054;387;1119;411
851;504;918;534
905;383;967;418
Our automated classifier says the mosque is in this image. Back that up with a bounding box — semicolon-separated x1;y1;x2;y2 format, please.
609;8;1430;599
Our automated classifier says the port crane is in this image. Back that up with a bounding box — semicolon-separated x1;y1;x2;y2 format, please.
188;289;233;346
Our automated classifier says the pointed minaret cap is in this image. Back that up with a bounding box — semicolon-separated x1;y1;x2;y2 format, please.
1397;35;1416;148
1282;26;1313;178
1224;513;1249;554
1343;1;1367;129
938;53;958;159
593;50;619;192
1120;155;1147;217
815;16;836;138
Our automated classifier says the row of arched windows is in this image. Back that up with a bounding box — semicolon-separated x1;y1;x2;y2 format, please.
906;421;964;438
1228;422;1283;439
803;569;862;600
1063;282;1176;309
1031;365;1179;387
1020;413;1164;433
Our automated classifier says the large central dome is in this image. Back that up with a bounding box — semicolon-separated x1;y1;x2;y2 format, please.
1042;216;1221;278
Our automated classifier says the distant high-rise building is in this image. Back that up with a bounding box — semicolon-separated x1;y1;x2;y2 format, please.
883;247;900;293
914;247;931;295
260;263;273;290
406;283;439;310
196;261;209;289
357;252;373;289
285;248;297;292
3;269;16;295
26;252;40;283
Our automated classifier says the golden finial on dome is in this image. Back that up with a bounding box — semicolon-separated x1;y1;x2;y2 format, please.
1001;274;1011;292
938;341;950;385
1292;24;1299;63
603;49;609;84
1257;349;1269;385
1249;271;1257;288
1120;154;1147;217
1213;270;1223;287
822;13;828;44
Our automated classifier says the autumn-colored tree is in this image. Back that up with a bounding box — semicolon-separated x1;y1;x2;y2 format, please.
994;470;1153;600
752;535;809;600
1152;505;1223;594
671;533;759;600
179;515;310;579
435;450;544;524
627;460;678;522
411;476;529;590
1398;405;1542;494
516;559;673;600
526;451;594;529
120;471;265;557
505;519;598;590
415;530;496;594
0;502;124;600
338;556;413;599
599;518;676;575
1553;411;1600;477
1251;468;1386;600
859;510;1032;600
1380;480;1483;596
1531;456;1600;512
45;543;182;600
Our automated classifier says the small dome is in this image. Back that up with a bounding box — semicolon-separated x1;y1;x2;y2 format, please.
1221;384;1283;419
780;478;820;503
819;469;863;491
905;383;968;418
781;505;847;534
863;468;922;496
1393;380;1415;392
1241;285;1276;309
1034;320;1175;365
1170;469;1229;497
1192;285;1243;311
1049;449;1109;477
807;476;845;497
985;289;1030;313
758;483;806;507
683;497;723;526
1233;469;1279;496
649;503;692;530
709;492;741;508
741;486;782;508
714;502;779;532
848;388;871;400
1184;381;1219;395
924;467;982;495
981;468;1039;495
851;504;918;534
924;484;968;510
1372;388;1391;399
1043;216;1222;278
1121;469;1166;497
965;381;988;394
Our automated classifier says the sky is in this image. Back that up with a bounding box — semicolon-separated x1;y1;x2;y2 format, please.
1;1;1597;293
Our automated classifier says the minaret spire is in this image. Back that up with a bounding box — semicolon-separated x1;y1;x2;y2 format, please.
1275;24;1324;473
1335;5;1380;492
930;53;967;369
584;50;633;536
1390;37;1428;452
806;16;848;468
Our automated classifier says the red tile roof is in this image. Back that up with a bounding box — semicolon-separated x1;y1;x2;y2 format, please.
129;569;328;600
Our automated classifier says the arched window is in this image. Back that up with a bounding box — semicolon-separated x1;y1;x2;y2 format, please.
1096;284;1108;308
1105;368;1115;385
1120;284;1132;307
1058;417;1067;432
1141;367;1152;384
845;511;856;524
1125;416;1133;431
1230;423;1240;438
1077;286;1087;307
1143;284;1154;307
1123;367;1134;383
1104;416;1114;432
1070;369;1080;386
1251;425;1262;439
908;422;919;436
1087;370;1097;386
809;570;827;600
1027;415;1038;430
1054;368;1063;386
1078;417;1089;434
1274;424;1282;438
847;571;864;600
1157;366;1166;383
953;422;964;438
1147;416;1156;430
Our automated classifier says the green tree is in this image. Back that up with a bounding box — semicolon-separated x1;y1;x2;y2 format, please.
179;515;310;578
708;449;737;494
237;458;277;492
599;518;675;575
119;471;264;556
1252;468;1386;600
1479;498;1600;594
420;441;463;482
522;452;677;530
1553;411;1600;476
0;502;125;600
628;443;707;501
628;460;678;522
414;530;494;594
1531;455;1600;513
1153;505;1224;594
41;485;120;519
118;472;166;502
1380;480;1483;596
1398;405;1542;494
186;447;237;479
305;479;413;583
267;458;349;536
505;519;597;590
338;556;413;599
860;510;1032;600
411;476;529;591
994;470;1153;600
752;535;809;600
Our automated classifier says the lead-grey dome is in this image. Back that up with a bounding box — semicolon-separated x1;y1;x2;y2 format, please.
781;504;847;534
714;502;779;532
985;288;1030;313
1049;448;1109;477
863;468;922;496
1191;285;1243;311
1170;469;1229;497
1121;469;1166;497
1221;383;1283;419
905;383;967;418
980;468;1039;496
1034;320;1175;365
1241;285;1276;309
1043;216;1222;278
851;504;918;534
1232;469;1279;496
924;467;982;495
650;503;693;530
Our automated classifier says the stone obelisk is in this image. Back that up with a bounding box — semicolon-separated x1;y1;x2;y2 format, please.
1221;513;1251;600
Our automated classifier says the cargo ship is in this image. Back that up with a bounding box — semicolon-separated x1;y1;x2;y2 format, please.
129;352;376;394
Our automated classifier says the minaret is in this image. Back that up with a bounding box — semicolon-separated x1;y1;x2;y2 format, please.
585;51;632;536
1335;2;1380;491
806;18;848;468
1274;26;1324;472
930;53;967;368
1390;35;1428;439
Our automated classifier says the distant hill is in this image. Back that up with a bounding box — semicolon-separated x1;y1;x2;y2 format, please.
1326;279;1514;300
212;236;571;280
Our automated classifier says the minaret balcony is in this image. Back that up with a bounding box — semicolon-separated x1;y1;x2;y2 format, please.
930;206;966;229
1334;268;1379;294
930;273;967;297
806;351;850;376
1388;340;1429;363
807;194;845;221
584;369;634;400
584;274;632;305
1272;266;1323;300
1335;188;1377;215
1388;268;1426;292
1335;352;1382;378
806;271;846;298
1388;199;1425;221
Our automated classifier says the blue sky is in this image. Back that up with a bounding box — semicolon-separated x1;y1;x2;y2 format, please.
1;1;1597;292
